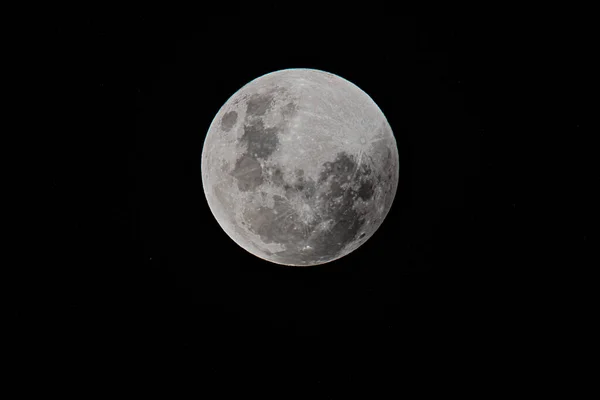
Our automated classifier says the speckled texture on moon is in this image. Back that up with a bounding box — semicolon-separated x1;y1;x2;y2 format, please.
202;68;399;266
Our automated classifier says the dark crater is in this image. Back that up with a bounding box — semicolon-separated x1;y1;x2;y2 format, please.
221;111;237;131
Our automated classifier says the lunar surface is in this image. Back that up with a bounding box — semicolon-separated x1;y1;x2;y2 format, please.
201;68;399;266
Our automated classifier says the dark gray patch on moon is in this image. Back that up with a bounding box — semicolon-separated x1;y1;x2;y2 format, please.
245;194;308;246
229;114;282;192
265;165;285;186
221;111;237;131
309;151;369;255
230;154;263;192
246;93;274;116
240;150;378;265
290;172;316;200
358;181;374;201
281;102;297;118
240;120;279;159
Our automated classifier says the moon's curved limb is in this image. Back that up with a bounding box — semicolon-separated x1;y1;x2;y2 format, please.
202;68;399;266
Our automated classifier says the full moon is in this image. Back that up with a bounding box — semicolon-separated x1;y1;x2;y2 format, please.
202;68;399;266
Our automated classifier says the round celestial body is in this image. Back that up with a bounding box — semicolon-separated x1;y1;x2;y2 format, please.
201;68;399;267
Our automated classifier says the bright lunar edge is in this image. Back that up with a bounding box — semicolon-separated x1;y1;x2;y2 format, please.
202;68;399;266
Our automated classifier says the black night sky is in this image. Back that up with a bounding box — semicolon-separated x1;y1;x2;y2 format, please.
28;11;592;386
90;15;513;346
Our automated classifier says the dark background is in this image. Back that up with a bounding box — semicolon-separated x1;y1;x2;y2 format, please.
82;14;522;350
8;9;592;391
33;12;596;385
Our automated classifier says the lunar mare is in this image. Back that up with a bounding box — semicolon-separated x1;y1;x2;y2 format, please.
202;68;399;266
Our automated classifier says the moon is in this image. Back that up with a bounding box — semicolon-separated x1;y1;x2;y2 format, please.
201;68;399;266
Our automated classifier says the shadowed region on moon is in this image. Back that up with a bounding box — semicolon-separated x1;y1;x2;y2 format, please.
220;111;237;131
202;68;399;266
240;120;279;160
246;92;274;116
230;154;263;192
241;150;377;264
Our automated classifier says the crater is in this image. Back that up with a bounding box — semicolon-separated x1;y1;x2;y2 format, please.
221;111;237;131
281;102;298;119
358;181;374;200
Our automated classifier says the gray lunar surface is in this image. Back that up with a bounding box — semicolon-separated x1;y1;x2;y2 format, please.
202;68;399;266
